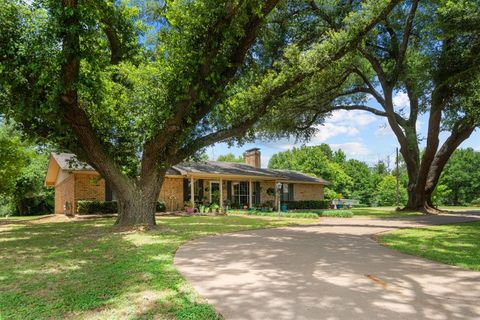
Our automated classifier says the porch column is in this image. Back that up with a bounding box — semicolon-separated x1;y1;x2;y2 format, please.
190;176;195;206
219;177;224;211
249;179;253;209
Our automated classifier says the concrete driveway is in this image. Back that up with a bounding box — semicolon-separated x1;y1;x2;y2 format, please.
174;214;480;320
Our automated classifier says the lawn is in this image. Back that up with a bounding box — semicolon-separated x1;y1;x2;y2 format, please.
379;221;480;271
351;206;480;218
351;206;422;218
0;215;316;320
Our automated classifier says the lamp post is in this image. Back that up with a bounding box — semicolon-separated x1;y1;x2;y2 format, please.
276;182;283;214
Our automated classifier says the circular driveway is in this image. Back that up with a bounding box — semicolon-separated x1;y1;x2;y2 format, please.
174;214;480;320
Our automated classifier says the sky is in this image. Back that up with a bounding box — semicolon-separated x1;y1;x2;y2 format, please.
205;92;480;169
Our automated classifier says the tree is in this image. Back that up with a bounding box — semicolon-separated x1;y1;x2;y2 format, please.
375;175;407;206
0;0;400;226
268;145;353;196
278;0;480;212
217;153;245;163
439;148;480;205
342;159;374;205
0;122;53;216
0;122;28;196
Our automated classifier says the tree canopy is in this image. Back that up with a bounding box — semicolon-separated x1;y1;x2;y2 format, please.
0;0;401;226
265;0;480;212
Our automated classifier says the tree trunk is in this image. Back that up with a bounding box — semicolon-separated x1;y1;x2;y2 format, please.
113;172;165;227
115;191;157;227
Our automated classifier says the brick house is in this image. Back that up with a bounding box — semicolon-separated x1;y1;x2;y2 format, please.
44;148;329;214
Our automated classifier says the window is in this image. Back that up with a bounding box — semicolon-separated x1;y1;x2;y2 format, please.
281;183;292;201
232;181;249;206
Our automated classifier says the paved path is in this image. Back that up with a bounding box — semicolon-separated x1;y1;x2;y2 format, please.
174;214;480;320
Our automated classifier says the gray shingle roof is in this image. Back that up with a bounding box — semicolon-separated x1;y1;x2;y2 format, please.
52;153;94;171
52;154;329;184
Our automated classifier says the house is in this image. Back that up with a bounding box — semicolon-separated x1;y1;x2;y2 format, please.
44;148;329;214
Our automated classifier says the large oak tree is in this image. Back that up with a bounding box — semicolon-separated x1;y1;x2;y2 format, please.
0;0;400;226
270;0;480;213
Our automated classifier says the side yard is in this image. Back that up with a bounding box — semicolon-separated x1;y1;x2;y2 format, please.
379;221;480;271
0;215;317;320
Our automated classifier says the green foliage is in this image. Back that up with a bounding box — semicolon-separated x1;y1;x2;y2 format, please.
316;209;353;218
471;198;480;207
216;153;245;163
0;122;53;216
374;175;407;206
281;200;330;210
229;209;319;219
77;200;166;215
0;123;28;196
268;145;353;195
439;148;480;205
77;200;119;215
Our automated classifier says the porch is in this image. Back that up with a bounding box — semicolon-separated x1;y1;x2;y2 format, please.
182;176;294;211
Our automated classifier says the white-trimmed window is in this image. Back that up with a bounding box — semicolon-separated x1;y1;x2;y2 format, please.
232;181;249;205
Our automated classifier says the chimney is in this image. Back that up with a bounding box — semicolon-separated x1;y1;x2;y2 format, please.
244;148;261;168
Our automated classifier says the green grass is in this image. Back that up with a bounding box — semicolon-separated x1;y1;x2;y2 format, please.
351;206;480;218
379;221;480;271
0;215;316;320
0;215;51;222
351;206;421;218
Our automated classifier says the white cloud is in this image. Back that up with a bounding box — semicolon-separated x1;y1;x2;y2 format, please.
327;110;376;127
330;142;371;156
375;122;394;136
310;123;359;143
393;92;410;109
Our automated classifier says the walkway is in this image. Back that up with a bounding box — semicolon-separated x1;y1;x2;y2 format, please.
174;214;480;320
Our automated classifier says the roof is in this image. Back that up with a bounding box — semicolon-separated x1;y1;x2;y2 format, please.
45;153;329;185
172;161;330;184
51;153;95;171
171;161;280;178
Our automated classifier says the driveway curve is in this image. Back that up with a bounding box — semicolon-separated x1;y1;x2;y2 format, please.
174;214;480;320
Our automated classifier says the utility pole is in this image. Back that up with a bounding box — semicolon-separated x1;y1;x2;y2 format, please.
396;147;400;207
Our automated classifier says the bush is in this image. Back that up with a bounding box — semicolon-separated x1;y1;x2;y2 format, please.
316;210;353;218
77;200;166;215
228;209;319;219
281;200;330;210
77;200;118;215
471;198;480;207
352;204;369;208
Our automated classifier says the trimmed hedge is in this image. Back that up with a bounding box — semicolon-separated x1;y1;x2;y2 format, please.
281;200;330;210
228;209;319;219
77;200;166;215
317;209;353;218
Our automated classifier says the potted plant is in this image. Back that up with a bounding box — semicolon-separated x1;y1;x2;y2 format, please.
265;200;274;212
184;201;195;214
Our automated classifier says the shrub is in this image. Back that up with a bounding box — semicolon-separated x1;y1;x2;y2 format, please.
281;200;330;210
228;209;318;219
77;200;166;215
77;200;118;215
471;198;480;207
317;210;353;218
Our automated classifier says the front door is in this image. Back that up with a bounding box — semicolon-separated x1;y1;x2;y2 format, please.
210;181;220;205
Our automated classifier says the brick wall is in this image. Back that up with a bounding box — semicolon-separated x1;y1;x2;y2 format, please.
260;181;276;204
54;175;75;214
159;177;184;211
293;183;324;201
73;173;105;213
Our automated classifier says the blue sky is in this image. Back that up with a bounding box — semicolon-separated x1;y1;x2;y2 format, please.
205;92;480;168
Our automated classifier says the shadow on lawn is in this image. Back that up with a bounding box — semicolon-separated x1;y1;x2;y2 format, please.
0;218;219;320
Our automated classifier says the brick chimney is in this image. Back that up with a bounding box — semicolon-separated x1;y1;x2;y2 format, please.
244;148;261;168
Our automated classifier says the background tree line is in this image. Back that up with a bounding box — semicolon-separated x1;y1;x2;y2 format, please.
0;121;53;216
267;145;480;207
